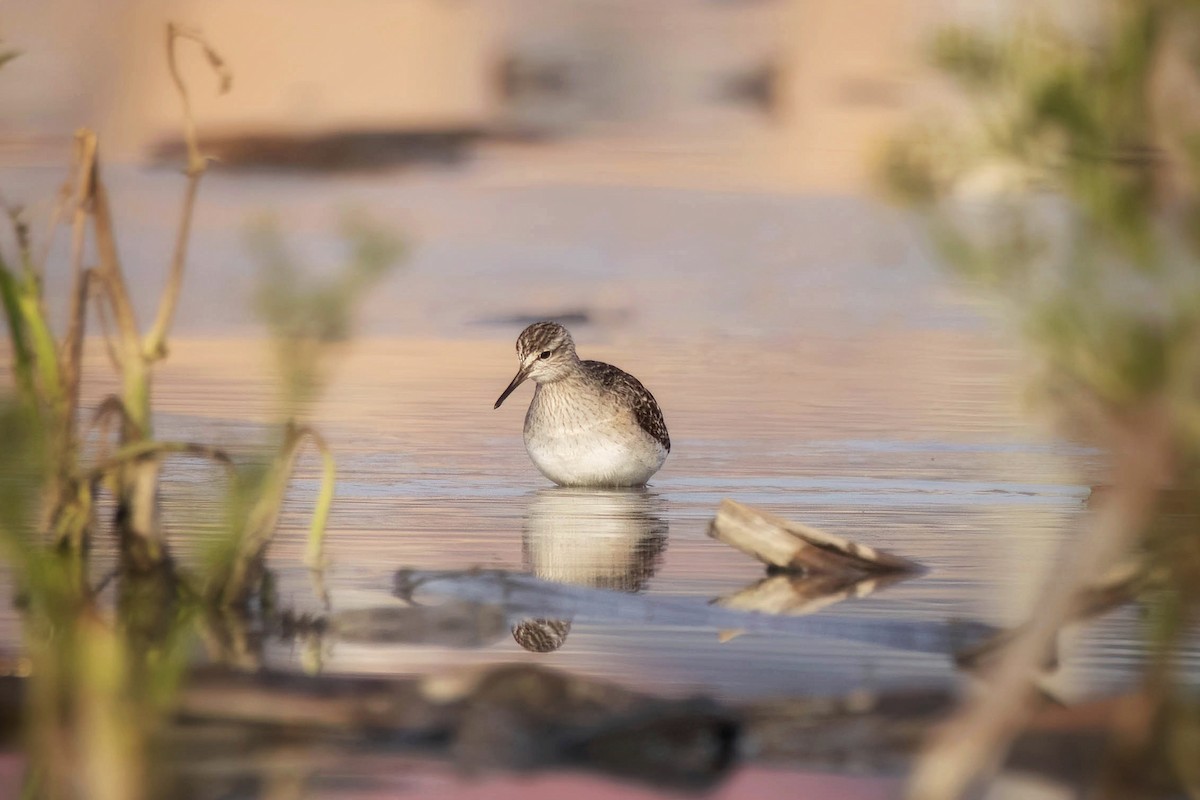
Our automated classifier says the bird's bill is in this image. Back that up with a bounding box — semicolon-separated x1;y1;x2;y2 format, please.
494;367;529;409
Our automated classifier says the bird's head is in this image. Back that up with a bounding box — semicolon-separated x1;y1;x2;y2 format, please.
494;321;579;408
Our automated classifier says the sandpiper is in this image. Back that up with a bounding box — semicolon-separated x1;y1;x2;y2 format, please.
494;322;670;487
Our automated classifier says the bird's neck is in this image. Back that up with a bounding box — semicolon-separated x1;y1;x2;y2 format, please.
532;358;585;387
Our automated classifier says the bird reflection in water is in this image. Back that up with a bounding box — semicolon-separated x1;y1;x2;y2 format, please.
512;488;668;653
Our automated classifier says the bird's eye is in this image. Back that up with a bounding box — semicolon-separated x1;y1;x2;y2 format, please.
539;350;552;360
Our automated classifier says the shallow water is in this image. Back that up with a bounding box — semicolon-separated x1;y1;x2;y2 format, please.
1;157;1194;794
131;331;1119;702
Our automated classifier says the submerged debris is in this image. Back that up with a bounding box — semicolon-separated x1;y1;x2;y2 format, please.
451;665;736;789
0;663;1140;796
392;568;997;657
709;499;924;575
332;602;508;648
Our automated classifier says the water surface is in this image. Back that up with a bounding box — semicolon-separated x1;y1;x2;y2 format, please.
0;159;1188;795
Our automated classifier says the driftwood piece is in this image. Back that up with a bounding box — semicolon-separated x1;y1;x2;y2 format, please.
708;499;924;575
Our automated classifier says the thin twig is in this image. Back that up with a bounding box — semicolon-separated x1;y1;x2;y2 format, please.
60;133;97;450
144;23;231;361
34;177;73;281
86;395;139;465
60;269;91;440
87;268;123;371
166;23;231;176
62;131;97;387
91;567;120;596
87;440;236;485
86;144;140;349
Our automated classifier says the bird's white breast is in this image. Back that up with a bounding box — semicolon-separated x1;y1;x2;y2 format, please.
523;385;666;487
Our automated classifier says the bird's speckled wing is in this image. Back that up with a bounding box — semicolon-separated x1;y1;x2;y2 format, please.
581;360;671;451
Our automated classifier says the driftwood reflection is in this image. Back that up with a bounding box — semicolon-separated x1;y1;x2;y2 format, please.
513;488;668;652
717;570;913;618
707;499;923;630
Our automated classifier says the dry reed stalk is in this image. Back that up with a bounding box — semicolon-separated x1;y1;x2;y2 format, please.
906;406;1172;800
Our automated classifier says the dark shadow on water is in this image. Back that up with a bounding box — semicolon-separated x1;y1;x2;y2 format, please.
149;128;485;172
333;601;510;649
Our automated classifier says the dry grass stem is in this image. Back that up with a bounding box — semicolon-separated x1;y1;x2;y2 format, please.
88;165;139;349
85;396;138;460
907;410;1172;800
87;440;236;486
61;266;90;438
145;25;231;361
62;132;97;408
87;269;123;371
33;178;72;280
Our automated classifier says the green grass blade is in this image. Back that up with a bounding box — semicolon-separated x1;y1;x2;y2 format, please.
303;431;336;571
0;256;37;401
17;288;63;405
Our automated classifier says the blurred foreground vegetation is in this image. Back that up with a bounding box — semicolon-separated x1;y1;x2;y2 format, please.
0;27;401;798
883;1;1200;798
